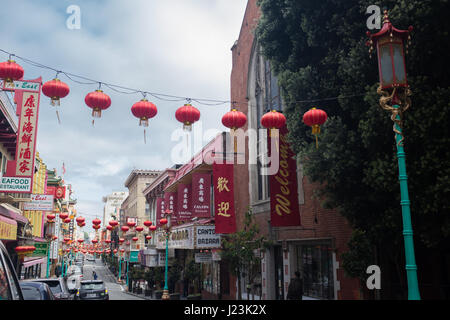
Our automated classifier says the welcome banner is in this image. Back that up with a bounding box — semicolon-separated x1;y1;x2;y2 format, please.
268;125;301;227
213;163;236;234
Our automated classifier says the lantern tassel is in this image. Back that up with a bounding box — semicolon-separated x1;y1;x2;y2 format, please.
144;128;147;144
56;109;61;125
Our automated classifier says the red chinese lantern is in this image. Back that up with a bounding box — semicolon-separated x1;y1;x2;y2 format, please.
76;216;85;224
105;239;111;244
121;226;129;233
46;213;56;222
66;248;71;253
42;78;70;106
113;249;118;254
261;110;286;132
149;225;157;232
131;99;157;127
127;221;136;228
135;226;144;233
143;221;152;227
64;237;70;243
222;108;247;132
77;239;84;243
0;59;24;85
52;236;58;240
80;222;86;227
92;239;98;244
146;235;152;240
120;248;125;253
59;212;69;220
85;89;111;118
64;218;71;224
302;107;327;148
175;103;200;131
92;218;101;226
93;224;100;230
106;225;113;231
160;218;168;225
119;238;125;244
109;220;118;227
132;237;138;242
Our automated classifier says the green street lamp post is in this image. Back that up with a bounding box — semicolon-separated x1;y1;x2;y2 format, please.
161;209;172;300
367;10;420;300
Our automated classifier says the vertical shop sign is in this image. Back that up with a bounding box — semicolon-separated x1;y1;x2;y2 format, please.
268;125;301;227
213;163;236;234
177;184;192;221
192;173;211;218
164;192;177;224
156;197;165;227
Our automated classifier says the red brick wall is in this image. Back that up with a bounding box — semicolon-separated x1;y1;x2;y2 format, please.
229;0;361;300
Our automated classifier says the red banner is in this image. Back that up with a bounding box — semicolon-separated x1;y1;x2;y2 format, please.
269;125;301;227
164;192;177;224
156;197;165;227
213;163;236;234
177;184;192;221
192;173;211;218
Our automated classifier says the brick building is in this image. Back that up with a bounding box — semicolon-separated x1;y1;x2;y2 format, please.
229;0;361;300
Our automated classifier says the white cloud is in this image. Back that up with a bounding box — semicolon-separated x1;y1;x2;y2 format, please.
1;0;248;216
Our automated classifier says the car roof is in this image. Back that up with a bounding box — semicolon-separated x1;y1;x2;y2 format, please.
20;281;48;288
28;278;62;282
81;280;104;284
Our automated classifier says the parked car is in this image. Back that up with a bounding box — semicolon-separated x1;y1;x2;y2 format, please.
75;280;109;300
28;278;75;300
0;241;23;300
86;255;95;262
19;281;56;300
66;265;83;291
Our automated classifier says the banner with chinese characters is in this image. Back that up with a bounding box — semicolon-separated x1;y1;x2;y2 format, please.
268;125;301;227
156;197;165;227
164;192;177;224
213;163;236;234
16;91;40;178
177;184;192;221
192;173;211;218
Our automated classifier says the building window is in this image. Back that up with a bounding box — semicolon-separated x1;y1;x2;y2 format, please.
296;244;334;300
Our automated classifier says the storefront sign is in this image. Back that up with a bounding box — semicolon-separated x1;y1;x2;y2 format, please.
33;242;49;256
0;215;17;240
268;125;301;227
156;226;194;250
156;197;165;227
1;80;40;92
213;163;236;234
196;225;221;249
177;183;192;221
130;250;139;263
192;173;211;218
195;252;212;263
0;176;32;192
23;194;54;211
164;191;177;224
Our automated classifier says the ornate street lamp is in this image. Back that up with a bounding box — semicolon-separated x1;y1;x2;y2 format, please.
367;9;420;300
161;208;173;300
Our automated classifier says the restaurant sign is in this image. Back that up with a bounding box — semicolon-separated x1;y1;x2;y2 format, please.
23;194;54;211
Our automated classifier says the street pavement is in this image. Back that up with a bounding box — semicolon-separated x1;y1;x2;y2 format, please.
82;258;145;300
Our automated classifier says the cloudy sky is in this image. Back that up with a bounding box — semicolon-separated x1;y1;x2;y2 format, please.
0;0;248;225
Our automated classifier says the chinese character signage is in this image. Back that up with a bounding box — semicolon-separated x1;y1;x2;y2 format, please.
213;163;236;234
164;192;177;224
177;183;192;221
268;125;301;227
16;92;39;177
156;197;165;227
192;173;211;218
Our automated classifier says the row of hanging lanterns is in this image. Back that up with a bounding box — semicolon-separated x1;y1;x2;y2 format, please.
0;59;328;147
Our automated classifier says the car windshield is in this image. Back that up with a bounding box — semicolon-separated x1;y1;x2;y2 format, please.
45;281;62;294
67;266;82;274
81;283;104;290
21;286;42;300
